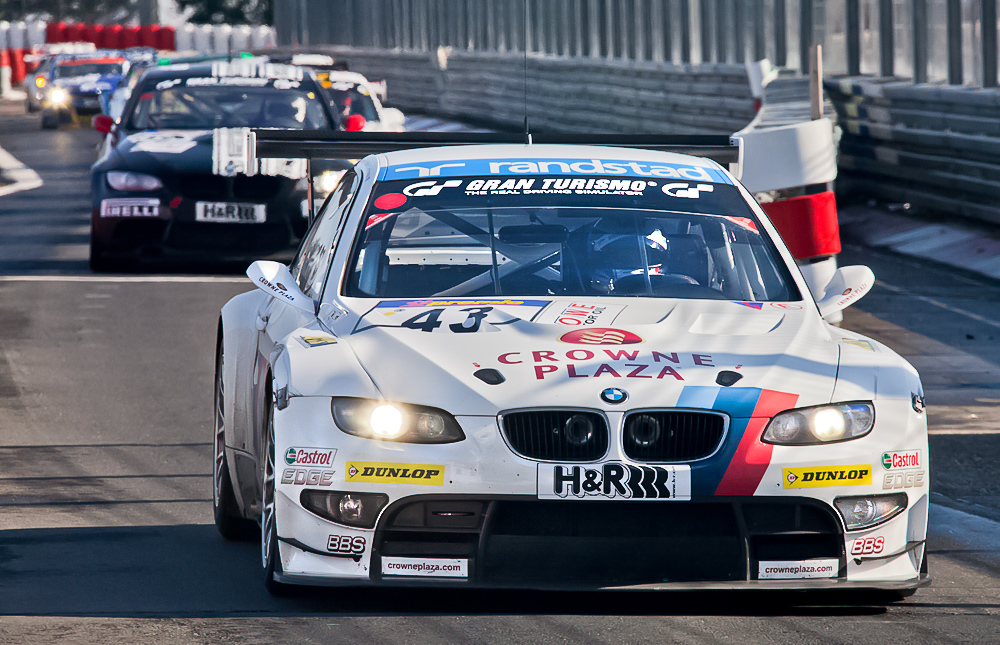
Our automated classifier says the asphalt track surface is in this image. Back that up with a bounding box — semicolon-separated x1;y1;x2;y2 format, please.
1;109;999;644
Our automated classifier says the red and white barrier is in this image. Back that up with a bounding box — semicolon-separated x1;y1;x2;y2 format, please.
26;20;274;55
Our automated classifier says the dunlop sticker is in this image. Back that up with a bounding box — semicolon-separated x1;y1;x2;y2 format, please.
345;461;444;486
783;465;871;489
298;334;338;348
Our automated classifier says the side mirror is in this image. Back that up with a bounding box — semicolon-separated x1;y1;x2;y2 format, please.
343;114;367;131
815;265;875;319
246;260;315;314
92;113;114;135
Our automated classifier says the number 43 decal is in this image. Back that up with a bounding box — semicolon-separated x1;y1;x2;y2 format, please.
401;307;493;333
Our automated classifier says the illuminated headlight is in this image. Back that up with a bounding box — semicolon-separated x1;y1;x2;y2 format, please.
49;88;68;105
834;493;908;531
762;402;874;445
300;490;388;528
331;397;465;443
317;170;345;194
35;77;46;88
106;170;163;191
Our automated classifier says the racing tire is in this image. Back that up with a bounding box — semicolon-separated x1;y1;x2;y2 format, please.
261;388;293;596
26;100;38;113
40;114;56;129
213;340;258;542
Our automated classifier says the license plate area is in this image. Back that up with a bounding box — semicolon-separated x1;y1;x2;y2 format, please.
195;202;266;223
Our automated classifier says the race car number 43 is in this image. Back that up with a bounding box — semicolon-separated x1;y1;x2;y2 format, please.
538;463;691;500
195;202;266;223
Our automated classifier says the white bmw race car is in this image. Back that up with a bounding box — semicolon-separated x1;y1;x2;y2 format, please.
215;132;929;596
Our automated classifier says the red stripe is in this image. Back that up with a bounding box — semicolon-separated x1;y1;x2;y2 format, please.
714;389;799;496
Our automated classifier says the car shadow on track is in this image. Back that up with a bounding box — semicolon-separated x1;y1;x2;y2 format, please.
0;524;918;618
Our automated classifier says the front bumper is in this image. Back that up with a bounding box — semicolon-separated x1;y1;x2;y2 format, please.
268;395;930;590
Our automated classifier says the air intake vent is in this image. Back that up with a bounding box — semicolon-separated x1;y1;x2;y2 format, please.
501;410;608;461
623;411;727;462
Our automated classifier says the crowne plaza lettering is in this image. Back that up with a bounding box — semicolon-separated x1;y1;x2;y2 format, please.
497;349;716;381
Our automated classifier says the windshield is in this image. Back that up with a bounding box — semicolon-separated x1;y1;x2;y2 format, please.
53;62;123;78
327;82;379;121
126;78;333;130
345;175;800;301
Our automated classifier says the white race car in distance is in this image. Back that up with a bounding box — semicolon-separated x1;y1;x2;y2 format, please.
215;133;929;597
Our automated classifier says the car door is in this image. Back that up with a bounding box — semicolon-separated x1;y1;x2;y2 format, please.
241;170;362;508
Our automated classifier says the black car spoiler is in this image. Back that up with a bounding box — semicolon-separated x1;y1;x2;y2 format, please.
246;130;744;223
247;130;743;177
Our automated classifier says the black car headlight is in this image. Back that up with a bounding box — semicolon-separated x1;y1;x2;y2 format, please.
49;88;68;105
106;170;163;191
331;397;465;443
762;402;874;445
834;493;908;531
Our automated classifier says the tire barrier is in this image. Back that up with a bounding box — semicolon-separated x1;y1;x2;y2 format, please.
28;21;275;55
314;46;756;136
0;49;10;97
826;77;1000;227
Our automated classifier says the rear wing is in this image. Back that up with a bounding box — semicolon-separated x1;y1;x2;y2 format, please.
247;130;744;180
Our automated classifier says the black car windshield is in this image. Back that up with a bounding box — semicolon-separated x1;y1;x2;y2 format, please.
126;78;332;130
53;62;123;78
327;81;379;121
345;175;801;301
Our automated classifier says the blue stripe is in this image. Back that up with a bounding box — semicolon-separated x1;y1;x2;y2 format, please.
688;387;763;496
379;158;731;183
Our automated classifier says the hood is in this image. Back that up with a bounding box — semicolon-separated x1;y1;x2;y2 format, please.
112;129;308;179
327;298;840;416
58;73;123;94
114;129;215;175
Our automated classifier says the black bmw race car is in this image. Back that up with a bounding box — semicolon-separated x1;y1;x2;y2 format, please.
89;60;343;270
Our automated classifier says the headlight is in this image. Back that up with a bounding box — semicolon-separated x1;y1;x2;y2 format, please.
317;170;345;194
49;88;68;105
300;490;388;528
834;493;908;531
331;397;465;443
762;402;874;445
35;77;46;88
106;170;163;191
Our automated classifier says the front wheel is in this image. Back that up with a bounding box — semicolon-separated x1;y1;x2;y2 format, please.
261;392;292;595
213;339;257;541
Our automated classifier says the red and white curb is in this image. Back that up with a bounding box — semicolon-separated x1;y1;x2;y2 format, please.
0;143;42;197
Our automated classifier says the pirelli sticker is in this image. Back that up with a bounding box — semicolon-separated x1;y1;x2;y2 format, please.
345;462;444;486
783;465;872;488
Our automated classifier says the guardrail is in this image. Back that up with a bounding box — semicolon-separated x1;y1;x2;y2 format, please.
826;78;1000;227
318;46;756;136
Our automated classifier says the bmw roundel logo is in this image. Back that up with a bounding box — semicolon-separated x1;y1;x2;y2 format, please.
600;388;628;404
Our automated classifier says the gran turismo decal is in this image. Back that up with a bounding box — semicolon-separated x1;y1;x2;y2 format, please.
758;560;837;579
537;463;692;500
466;177;654;196
883;470;926;490
298;335;338;348
99;198;160;218
328;534;366;556
345;462;445;486
662;182;714;198
285;447;335;466
403;179;462;196
281;468;335;486
783;465;872;488
851;536;885;556
882;450;921;470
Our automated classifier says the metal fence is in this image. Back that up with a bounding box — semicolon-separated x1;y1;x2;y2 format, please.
277;0;1000;87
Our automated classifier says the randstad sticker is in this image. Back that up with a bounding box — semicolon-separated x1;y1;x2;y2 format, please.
782;465;872;488
345;462;445;486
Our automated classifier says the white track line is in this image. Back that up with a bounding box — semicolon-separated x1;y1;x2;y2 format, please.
0;275;248;283
0;145;43;197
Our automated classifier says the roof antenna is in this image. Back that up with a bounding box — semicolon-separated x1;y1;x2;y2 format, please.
523;0;531;145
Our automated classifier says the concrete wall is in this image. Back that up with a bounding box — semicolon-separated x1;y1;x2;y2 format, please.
323;46;756;135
